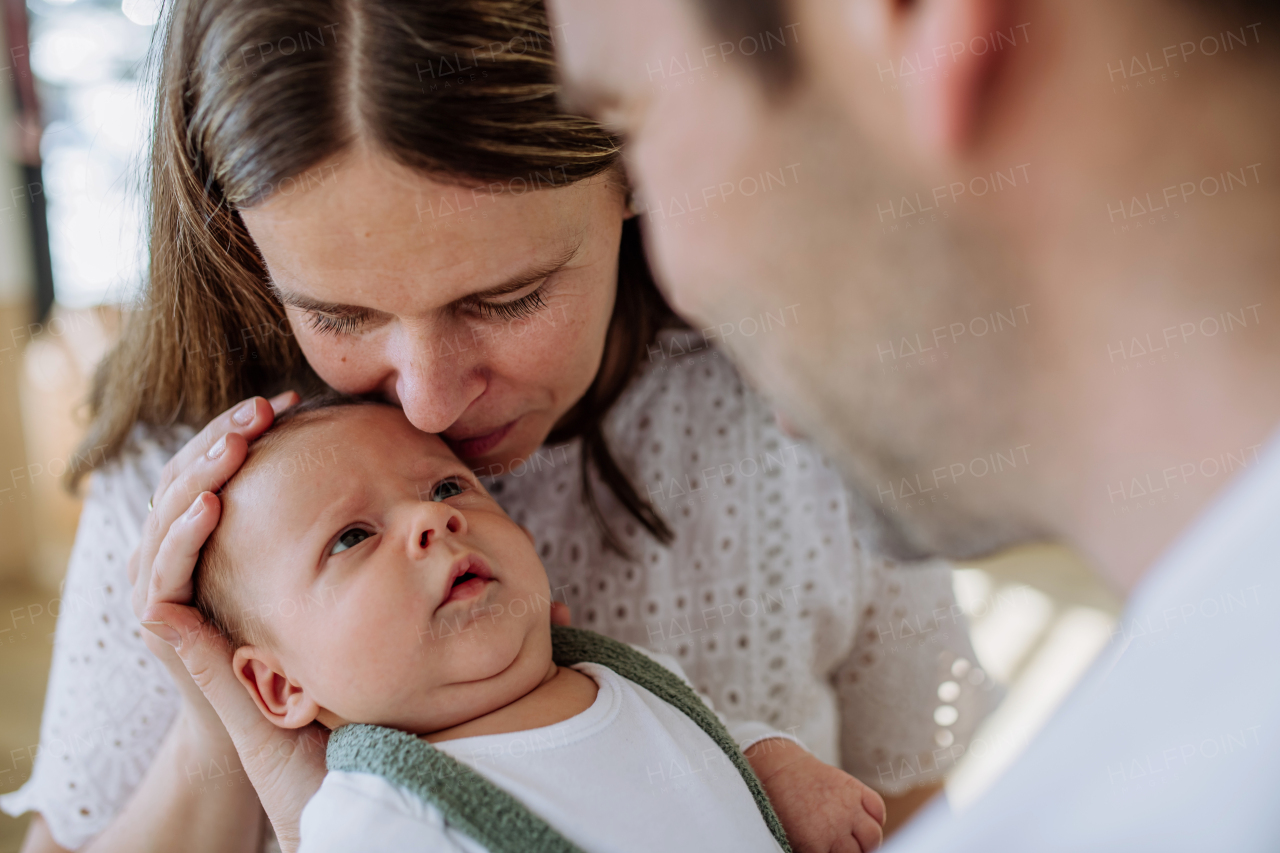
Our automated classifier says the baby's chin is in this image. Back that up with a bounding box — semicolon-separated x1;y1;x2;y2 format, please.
387;636;555;730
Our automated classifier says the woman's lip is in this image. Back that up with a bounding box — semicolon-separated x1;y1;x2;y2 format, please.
445;419;518;459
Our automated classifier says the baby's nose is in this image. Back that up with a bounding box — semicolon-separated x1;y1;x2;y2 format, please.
418;512;463;549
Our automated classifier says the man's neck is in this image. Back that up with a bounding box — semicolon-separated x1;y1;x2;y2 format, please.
1031;161;1279;593
994;14;1280;592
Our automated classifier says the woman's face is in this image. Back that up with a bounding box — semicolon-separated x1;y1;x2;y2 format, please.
240;148;626;476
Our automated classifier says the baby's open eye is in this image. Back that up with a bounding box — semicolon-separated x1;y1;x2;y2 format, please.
330;528;371;555
430;477;466;502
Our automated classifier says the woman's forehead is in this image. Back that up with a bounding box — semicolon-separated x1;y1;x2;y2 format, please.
239;150;613;310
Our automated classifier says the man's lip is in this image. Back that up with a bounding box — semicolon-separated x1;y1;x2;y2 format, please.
438;553;494;609
444;419;518;459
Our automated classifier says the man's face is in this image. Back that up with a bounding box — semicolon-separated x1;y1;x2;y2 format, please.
549;0;1041;559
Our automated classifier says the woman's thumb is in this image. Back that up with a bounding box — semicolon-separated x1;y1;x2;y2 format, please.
142;601;279;739
142;601;220;654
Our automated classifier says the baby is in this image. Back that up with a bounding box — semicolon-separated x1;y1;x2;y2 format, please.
195;396;887;852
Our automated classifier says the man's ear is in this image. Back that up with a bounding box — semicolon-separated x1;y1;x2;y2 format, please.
900;0;1017;155
813;0;1019;158
232;646;323;730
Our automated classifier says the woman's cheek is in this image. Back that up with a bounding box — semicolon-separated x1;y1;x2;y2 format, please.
291;322;386;394
486;302;603;394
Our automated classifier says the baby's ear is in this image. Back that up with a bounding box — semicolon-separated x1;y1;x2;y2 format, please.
232;646;322;729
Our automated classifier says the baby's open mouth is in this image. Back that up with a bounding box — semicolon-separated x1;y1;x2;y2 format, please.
439;554;494;608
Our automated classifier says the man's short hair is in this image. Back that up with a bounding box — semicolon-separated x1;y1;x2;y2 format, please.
693;0;800;90
691;0;1275;90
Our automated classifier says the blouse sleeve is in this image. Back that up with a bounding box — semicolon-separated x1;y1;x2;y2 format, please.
0;426;188;850
830;543;1003;796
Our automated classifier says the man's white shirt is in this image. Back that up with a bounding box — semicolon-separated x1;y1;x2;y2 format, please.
890;428;1280;851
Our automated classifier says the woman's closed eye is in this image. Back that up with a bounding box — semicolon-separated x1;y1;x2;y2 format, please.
306;308;371;337
472;286;547;322
302;283;547;337
330;527;372;555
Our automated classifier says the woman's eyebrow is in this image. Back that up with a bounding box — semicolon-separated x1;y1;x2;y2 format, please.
266;237;583;314
268;282;367;315
456;239;583;303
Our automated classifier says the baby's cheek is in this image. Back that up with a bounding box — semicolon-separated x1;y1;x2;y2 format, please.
298;602;416;713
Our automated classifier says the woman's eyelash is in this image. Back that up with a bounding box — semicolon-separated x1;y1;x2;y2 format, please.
306;310;369;336
303;284;548;333
473;287;547;322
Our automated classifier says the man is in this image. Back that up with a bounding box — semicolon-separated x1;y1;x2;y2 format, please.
547;0;1279;848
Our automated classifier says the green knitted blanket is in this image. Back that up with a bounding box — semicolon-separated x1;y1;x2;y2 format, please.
326;624;792;853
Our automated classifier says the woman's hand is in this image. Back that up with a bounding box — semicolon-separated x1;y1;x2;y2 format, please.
127;392;329;852
550;601;571;627
129;394;294;733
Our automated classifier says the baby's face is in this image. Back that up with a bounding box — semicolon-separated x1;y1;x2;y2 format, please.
220;405;554;734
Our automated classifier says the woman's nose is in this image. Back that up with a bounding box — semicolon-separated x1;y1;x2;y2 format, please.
391;326;488;434
412;501;468;553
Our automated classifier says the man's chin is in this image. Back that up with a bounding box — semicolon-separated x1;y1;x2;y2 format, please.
867;498;1044;564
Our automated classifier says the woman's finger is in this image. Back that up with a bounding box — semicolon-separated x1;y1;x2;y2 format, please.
269;390;301;413
136;393;298;604
147;491;222;606
550;601;572;626
143;601;254;717
142;600;327;844
141;602;291;749
132;433;248;617
150;393;296;508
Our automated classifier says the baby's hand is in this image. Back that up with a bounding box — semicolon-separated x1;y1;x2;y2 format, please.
745;739;886;852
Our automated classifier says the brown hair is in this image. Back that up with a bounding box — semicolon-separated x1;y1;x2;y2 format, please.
76;0;675;550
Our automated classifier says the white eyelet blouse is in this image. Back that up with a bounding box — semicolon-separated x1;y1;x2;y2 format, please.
1;335;999;850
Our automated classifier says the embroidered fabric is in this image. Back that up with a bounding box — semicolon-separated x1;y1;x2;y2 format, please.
494;339;1000;796
2;337;998;850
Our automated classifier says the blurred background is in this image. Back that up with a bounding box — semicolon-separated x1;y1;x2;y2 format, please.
2;0;156;848
0;0;1121;849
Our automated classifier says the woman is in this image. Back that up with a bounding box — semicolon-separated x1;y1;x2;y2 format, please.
4;0;997;850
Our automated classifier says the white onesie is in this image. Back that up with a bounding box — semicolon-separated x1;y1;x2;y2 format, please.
299;646;802;853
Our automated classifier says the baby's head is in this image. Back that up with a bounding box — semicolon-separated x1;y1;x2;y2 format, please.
194;396;556;735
